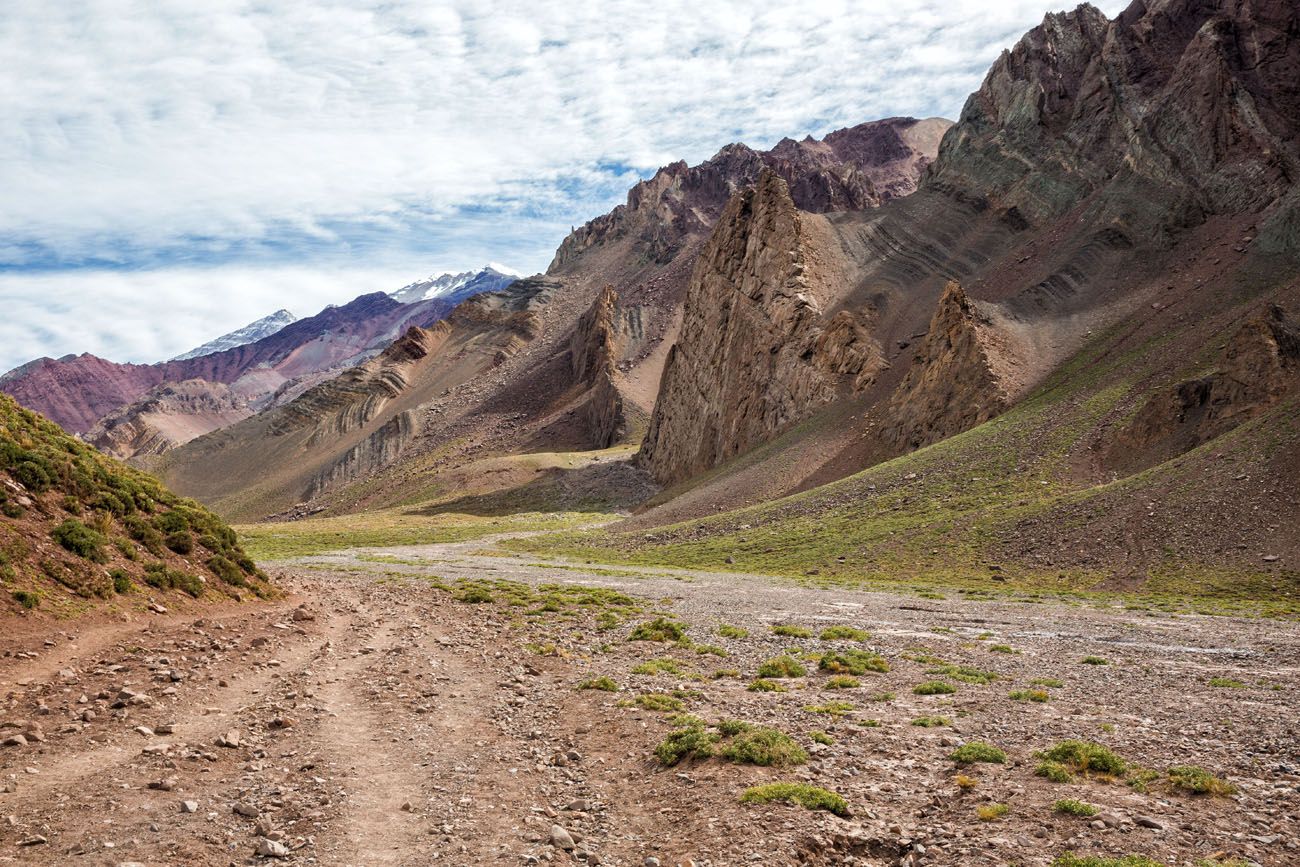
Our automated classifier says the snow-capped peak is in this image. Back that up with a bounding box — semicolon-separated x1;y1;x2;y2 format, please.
170;309;297;361
389;265;520;305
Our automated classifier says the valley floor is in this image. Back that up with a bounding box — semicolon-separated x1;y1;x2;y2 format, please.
1;534;1297;866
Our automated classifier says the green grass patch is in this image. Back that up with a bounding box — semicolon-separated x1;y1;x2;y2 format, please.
1166;765;1237;796
913;680;956;695
629;616;687;642
1208;676;1246;689
1053;799;1098;817
912;715;950;727
803;701;854;718
1039;740;1126;777
718;624;748;639
819;625;870;641
825;675;859;689
1052;856;1163;867
950;741;1006;764
818;649;889;675
739;782;848;817
977;803;1009;821
771;624;813;638
756;655;807;678
747;678;786;692
1009;689;1050;702
577;676;619;692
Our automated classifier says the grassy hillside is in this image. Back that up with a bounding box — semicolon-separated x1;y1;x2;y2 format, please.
501;320;1300;618
0;394;274;616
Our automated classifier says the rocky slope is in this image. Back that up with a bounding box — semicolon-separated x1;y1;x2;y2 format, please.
551;117;950;271
170;309;296;361
85;380;253;460
879;282;1011;452
0;394;271;616
639;171;858;485
151;120;946;520
632;0;1300;500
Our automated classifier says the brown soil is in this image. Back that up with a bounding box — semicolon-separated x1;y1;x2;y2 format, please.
3;534;1296;866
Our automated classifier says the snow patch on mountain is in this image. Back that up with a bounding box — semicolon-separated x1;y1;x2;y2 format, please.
389;265;519;305
170;309;297;361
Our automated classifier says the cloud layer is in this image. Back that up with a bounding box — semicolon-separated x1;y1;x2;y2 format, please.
0;0;1128;372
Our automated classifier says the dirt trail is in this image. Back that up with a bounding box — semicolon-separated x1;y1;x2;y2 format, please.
1;539;1297;866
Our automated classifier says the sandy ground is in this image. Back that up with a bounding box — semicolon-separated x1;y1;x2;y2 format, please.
1;533;1297;866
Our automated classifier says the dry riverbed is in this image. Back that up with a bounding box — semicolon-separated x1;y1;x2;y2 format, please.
1;535;1297;866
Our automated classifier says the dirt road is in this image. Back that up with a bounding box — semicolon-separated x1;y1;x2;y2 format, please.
2;536;1297;866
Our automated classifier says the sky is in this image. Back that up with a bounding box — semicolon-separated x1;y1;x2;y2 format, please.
0;0;1129;373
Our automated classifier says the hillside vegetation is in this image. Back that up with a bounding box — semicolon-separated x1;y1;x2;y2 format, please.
0;394;273;615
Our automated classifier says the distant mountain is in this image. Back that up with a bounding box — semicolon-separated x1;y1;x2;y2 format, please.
389;265;519;304
171;309;297;361
0;268;509;450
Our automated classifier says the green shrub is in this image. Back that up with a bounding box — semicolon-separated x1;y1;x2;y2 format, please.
1166;765;1236;796
718;624;748;639
694;643;728;657
1010;689;1050;702
629;617;687;642
1039;740;1126;776
825;675;859;689
719;727;808;767
124;516;166;555
1208;677;1246;689
739;783;848;817
577;676;619;692
207;555;247;587
654;723;719;765
1053;799;1098;817
771;624;812;638
913;681;956;695
12;589;39;609
925;664;997;684
1051;856;1163;867
1032;677;1064;687
1081;656;1110;666
628;693;683;712
912;715;950;727
950;741;1006;764
819;625;870;641
989;644;1017;654
109;568;132;594
803;701;854;717
631;658;684;676
164;530;193;555
1036;760;1074;783
748;678;786;692
977;803;1010;821
142;562;204;597
809;731;834;745
51;519;107;562
818;649;889;675
757;655;806;678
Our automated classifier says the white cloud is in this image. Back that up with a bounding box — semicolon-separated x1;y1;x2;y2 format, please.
0;0;1130;373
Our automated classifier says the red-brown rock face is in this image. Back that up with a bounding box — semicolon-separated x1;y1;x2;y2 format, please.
638;170;882;486
549;117;952;270
880;282;1009;452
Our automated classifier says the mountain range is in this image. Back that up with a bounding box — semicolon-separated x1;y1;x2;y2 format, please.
0;266;517;458
5;0;1299;587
